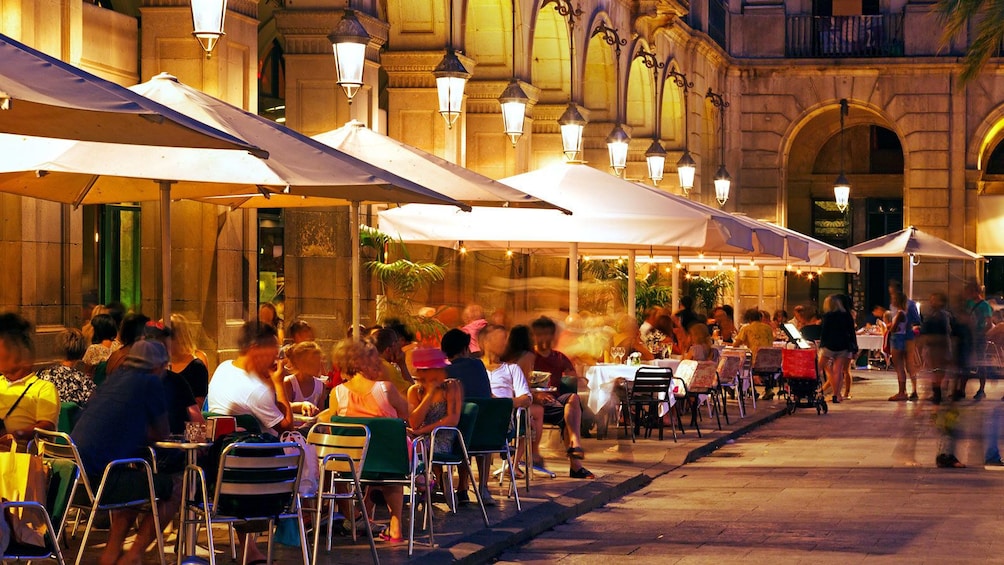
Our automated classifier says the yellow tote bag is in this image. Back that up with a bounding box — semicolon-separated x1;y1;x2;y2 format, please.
0;443;49;547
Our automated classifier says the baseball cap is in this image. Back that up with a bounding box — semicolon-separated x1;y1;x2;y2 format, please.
125;340;169;371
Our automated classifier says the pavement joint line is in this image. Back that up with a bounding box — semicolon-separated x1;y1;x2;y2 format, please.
411;404;789;565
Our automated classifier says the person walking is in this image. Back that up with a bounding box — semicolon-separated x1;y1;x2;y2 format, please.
887;281;921;402
818;294;857;404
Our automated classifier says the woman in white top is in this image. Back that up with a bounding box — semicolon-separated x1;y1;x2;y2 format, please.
282;341;326;416
480;325;531;406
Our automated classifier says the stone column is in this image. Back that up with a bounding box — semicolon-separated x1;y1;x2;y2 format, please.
138;0;260;359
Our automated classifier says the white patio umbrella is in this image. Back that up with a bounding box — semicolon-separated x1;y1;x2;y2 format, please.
0;34;260;152
379;162;763;317
846;225;984;298
0;73;466;324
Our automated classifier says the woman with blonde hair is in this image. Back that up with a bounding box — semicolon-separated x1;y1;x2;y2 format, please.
282;341;326;416
684;323;719;362
318;339;409;542
168;313;210;407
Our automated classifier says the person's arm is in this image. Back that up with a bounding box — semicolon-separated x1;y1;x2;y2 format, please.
410;380;463;435
407;383;435;430
315;388;340;423
384;382;411;419
268;372;296;432
511;365;532;409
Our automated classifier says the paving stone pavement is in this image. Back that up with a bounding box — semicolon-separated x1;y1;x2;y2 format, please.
497;370;1004;565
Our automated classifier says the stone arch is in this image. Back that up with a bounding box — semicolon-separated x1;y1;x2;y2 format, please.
581;11;617;119
530;0;570;103
626;41;656;137
780;100;907;309
660;60;685;148
465;0;515;81
968;104;1004;174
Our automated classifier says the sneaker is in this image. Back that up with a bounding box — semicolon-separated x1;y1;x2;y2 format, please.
975;390;987;401
478;486;497;507
985;459;1004;470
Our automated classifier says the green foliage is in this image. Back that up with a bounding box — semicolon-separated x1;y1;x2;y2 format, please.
687;272;734;315
582;260;673;322
935;0;1004;84
359;225;446;328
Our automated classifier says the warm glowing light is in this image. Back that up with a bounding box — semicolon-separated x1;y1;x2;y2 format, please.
558;104;586;161
190;0;227;57
433;49;471;128
328;10;370;102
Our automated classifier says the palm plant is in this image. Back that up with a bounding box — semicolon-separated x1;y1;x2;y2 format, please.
686;272;734;316
936;0;1002;83
359;225;447;334
582;260;673;322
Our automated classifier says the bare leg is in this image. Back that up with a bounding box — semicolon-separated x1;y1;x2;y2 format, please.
99;509;138;565
842;362;852;398
117;483;183;565
831;357;848;402
563;395;587;472
382;486;404;539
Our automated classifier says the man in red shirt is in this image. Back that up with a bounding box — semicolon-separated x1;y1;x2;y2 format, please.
531;316;593;479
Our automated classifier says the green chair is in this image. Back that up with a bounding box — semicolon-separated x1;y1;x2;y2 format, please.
305;422;379;565
467;398;520;511
329;416;427;556
1;458;80;564
57;402;81;434
426;402;490;537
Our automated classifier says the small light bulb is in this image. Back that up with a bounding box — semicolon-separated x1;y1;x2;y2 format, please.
675;262;682;270
459;245;467;255
807;273;814;280
749;257;756;266
698;252;704;259
664;267;671;273
505;248;513;258
732;266;738;272
717;257;723;266
583;256;591;261
796;268;803;275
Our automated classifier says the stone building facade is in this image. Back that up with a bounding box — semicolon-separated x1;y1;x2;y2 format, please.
2;0;1002;358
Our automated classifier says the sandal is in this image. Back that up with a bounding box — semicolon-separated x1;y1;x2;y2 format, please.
376;531;405;543
569;466;595;479
567;447;585;460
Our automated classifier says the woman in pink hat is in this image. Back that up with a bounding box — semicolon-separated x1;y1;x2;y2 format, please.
407;349;463;498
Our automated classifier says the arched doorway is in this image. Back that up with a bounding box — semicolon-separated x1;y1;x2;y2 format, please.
785;103;904;313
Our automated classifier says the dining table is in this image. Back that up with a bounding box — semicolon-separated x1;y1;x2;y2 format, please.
585;359;682;414
154;436;212;558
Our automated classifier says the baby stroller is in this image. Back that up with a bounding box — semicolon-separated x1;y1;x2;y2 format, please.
781;348;828;415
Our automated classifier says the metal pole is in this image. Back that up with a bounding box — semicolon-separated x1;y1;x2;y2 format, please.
159;181;172;325
908;254;915;301
569;242;579;315
350;201;361;341
671;259;680;313
733;267;741;328
758;265;765;309
627;250;636;319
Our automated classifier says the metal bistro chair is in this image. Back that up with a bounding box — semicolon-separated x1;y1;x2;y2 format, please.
751;347;784;400
690;360;727;429
424;402;490;547
329;416;428;556
717;353;746;418
671;361;702;438
1;458;79;564
305;422;379;565
179;441;309;565
33;429;166;565
467;398;521;511
629;367;676;441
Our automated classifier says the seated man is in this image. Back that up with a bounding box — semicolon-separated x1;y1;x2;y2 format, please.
530;316;593;479
441;329;491;503
0;312;59;448
206;320;295;563
71;340;176;565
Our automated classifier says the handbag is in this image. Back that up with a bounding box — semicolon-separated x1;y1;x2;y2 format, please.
0;442;50;547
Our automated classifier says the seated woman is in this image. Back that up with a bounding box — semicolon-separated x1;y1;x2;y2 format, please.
168;313;210;408
733;308;775;359
282;341;326;416
317;339;409;543
611;315;654;361
83;313;118;378
406;348;463;499
37;328;96;406
684;323;719;362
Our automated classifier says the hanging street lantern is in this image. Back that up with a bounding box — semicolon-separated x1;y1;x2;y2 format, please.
558;103;586;161
498;79;529;146
645;139;667;185
433;48;471;129
327;9;370;103
677;149;696;195
190;0;227;57
714;164;731;206
606;124;630;176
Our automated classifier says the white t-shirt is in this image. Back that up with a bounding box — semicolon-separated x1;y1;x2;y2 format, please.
488;363;530;399
207;360;284;431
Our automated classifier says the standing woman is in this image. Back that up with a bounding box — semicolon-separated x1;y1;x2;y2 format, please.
819;294;857;404
887;281;921;401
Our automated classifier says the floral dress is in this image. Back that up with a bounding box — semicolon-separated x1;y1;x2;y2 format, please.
36;364;95;405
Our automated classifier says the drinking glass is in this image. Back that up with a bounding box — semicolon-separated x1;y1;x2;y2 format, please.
611;346;626;364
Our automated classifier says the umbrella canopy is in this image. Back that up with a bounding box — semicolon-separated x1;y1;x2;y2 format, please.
846;225;983;298
846;225;983;261
0;74;469;206
0;34;262;153
379;162;754;254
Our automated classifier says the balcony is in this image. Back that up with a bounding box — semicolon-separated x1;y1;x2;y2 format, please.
786;14;904;58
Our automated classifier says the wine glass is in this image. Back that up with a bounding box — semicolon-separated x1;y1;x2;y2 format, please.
611;346;626;364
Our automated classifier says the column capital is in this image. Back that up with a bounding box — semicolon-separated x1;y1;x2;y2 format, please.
275;8;388;55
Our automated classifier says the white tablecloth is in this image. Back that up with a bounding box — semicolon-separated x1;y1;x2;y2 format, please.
585;360;681;413
856;333;884;351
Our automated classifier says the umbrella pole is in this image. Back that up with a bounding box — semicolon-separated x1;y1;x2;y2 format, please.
160;180;173;325
908;254;915;300
758;265;765;309
569;243;578;316
733;267;741;329
627;251;636;320
672;258;680;313
351;201;361;342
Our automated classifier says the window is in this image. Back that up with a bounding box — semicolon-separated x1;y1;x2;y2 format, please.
82;205;142;311
258;209;285;311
